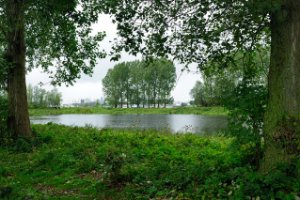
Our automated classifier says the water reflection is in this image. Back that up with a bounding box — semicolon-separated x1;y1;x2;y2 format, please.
31;114;227;134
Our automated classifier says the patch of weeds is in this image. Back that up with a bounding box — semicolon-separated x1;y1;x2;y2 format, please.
0;186;13;199
76;154;98;173
0;166;9;177
1;124;300;199
102;147;128;185
37;151;55;166
14;138;33;153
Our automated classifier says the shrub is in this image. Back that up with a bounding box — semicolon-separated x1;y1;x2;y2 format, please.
225;80;267;168
0;94;8;146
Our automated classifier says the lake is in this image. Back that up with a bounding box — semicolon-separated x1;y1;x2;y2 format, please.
30;114;227;134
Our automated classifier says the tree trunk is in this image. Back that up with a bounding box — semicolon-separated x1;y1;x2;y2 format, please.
153;93;156;108
261;1;300;173
127;93;129;108
120;95;123;108
142;91;145;108
5;0;31;138
137;92;140;108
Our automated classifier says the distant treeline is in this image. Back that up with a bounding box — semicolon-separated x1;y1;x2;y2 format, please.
102;59;176;108
190;49;269;107
27;85;62;108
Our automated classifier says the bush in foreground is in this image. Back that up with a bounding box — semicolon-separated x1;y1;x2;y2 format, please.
0;124;299;199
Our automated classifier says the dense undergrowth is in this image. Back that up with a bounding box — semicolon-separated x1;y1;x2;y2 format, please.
29;106;228;116
1;124;299;199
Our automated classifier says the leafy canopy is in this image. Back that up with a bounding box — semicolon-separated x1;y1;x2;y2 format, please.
102;0;279;67
0;0;106;85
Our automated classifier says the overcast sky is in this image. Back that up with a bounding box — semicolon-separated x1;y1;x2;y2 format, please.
26;14;202;104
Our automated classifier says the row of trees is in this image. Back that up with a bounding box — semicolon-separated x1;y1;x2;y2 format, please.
102;59;176;108
190;76;235;107
27;85;62;108
190;49;269;107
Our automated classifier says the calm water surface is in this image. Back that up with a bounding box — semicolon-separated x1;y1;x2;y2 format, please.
30;114;227;134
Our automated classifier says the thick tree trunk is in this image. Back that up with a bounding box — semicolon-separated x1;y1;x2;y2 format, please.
261;1;300;173
5;0;31;138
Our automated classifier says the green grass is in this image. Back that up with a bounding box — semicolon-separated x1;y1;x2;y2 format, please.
0;124;299;199
29;106;228;116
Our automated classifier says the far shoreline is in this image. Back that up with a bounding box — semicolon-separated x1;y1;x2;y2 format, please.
29;106;228;117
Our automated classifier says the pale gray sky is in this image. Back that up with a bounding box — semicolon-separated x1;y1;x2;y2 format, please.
26;14;201;104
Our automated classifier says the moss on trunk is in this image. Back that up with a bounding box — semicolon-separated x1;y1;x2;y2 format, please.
261;0;300;173
5;0;31;138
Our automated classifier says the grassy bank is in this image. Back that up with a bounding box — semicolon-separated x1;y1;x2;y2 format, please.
29;106;228;116
1;124;298;199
